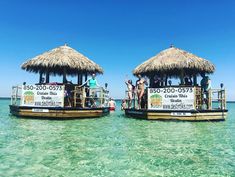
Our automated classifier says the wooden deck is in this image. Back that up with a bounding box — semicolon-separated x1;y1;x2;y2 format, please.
10;105;110;119
125;109;228;121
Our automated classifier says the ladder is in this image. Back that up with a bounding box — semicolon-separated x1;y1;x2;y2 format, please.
195;87;202;109
73;86;85;108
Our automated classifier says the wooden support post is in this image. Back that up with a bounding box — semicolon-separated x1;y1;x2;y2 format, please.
82;87;85;108
193;75;197;86
15;86;18;105
208;89;212;110
79;74;82;85
46;70;50;83
63;68;67;84
180;70;184;85
194;87;196;109
101;87;103;105
160;77;164;86
77;74;80;85
146;88;148;109
220;90;223;109
149;74;153;87
84;74;88;85
224;90;226;109
77;73;83;85
39;72;43;83
165;76;168;86
77;74;82;85
81;74;83;85
77;74;79;85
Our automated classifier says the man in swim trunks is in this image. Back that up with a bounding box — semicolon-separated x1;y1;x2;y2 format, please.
108;98;116;111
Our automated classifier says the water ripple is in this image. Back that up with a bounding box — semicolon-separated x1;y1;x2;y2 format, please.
0;100;235;176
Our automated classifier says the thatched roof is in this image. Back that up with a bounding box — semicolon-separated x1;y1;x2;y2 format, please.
133;46;215;77
21;44;103;75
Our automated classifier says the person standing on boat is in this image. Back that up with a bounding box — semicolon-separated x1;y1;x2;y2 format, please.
184;77;192;86
151;75;161;88
136;74;148;109
201;73;211;109
125;79;134;108
82;73;100;94
81;73;100;107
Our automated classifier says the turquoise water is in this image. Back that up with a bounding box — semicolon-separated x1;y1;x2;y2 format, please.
0;99;235;177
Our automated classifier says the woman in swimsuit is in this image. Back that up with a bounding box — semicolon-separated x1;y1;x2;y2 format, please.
136;74;147;109
81;73;100;107
125;79;134;108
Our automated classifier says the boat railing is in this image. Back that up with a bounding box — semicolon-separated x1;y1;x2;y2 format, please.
124;89;139;109
208;89;226;110
194;86;203;109
72;86;109;108
10;84;109;108
124;86;226;110
11;85;22;106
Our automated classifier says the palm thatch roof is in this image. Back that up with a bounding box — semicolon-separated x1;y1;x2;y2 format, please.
21;44;103;75
133;46;215;77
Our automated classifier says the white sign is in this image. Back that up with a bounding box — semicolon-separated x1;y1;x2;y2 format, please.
171;112;192;116
148;87;195;110
32;108;49;112
21;85;65;107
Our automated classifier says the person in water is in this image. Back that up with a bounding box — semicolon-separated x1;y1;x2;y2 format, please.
121;99;127;110
108;98;116;111
136;74;148;109
125;79;134;108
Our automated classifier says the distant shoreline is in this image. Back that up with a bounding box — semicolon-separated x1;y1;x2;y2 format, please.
1;97;235;103
0;97;11;100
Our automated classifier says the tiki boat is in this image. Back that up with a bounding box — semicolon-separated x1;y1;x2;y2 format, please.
10;44;110;119
125;46;228;121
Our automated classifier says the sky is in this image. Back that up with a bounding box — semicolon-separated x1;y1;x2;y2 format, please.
0;0;235;100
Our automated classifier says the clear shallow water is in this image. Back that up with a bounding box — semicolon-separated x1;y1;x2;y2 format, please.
0;99;235;177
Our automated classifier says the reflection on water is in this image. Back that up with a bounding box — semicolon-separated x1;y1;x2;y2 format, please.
0;99;235;176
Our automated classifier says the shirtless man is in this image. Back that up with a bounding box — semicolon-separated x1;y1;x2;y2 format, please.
108;98;116;111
